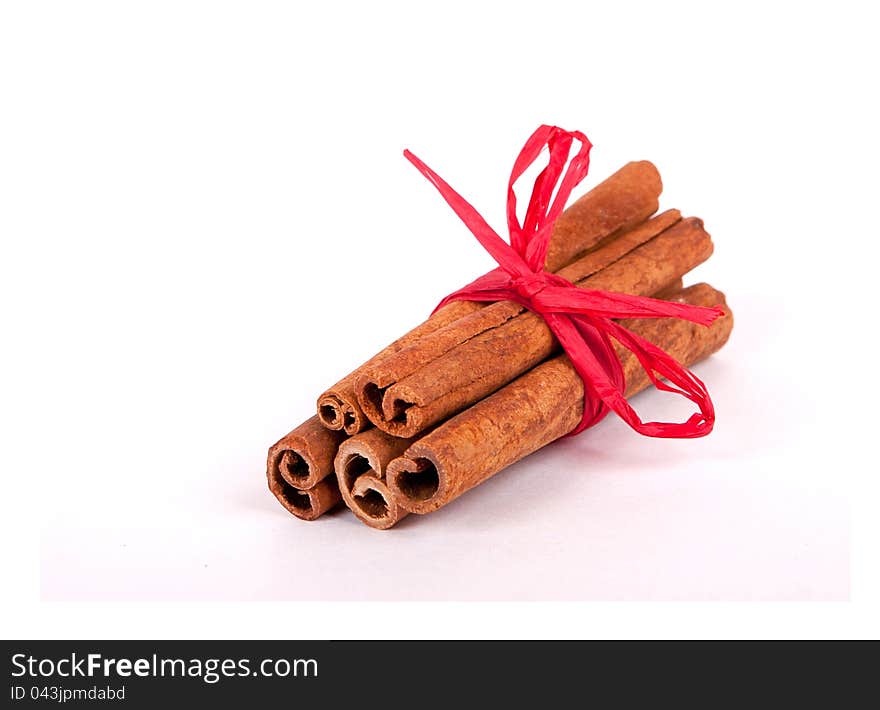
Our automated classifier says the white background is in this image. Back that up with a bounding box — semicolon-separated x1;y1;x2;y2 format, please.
1;1;876;636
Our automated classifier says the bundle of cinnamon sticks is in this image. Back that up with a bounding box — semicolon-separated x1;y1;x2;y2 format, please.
267;161;733;529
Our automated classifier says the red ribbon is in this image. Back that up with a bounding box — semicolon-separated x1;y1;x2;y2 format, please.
403;125;725;438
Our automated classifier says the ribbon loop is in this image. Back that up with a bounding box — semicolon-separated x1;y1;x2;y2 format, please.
405;126;723;439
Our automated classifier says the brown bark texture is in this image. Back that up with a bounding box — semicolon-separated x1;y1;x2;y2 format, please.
266;415;347;520
334;428;416;529
267;415;347;489
386;283;733;516
316;161;662;435
358;215;713;438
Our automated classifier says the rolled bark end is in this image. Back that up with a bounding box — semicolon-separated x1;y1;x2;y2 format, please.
267;464;342;521
360;381;387;423
278;449;310;486
317;391;364;434
338;450;368;485
268;440;319;490
387;455;445;514
317;395;345;430
267;415;347;490
358;380;417;438
334;428;415;529
349;476;408;530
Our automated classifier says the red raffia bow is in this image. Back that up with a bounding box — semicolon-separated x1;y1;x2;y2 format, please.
403;125;724;438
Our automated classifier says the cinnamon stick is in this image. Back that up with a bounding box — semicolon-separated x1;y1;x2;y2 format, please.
359;216;713;438
267;416;346;489
334;428;415;529
339;277;687;530
653;278;685;300
386;283;733;516
354;209;679;433
266;416;347;520
317;300;481;433
316;160;662;435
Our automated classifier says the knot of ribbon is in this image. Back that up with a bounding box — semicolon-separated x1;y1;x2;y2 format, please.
403;125;724;438
510;272;568;301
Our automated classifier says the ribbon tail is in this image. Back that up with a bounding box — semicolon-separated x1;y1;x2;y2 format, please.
537;287;725;324
406;125;719;442
598;317;716;438
404;149;530;277
545;313;622;434
432;269;515;313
